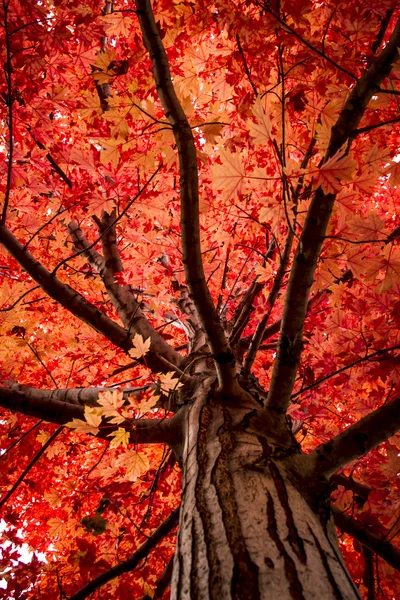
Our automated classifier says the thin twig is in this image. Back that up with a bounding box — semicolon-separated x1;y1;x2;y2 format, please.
0;427;63;511
1;0;13;225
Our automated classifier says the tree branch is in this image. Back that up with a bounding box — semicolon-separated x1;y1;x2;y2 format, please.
371;8;394;54
243;228;294;377
0;225;179;374
333;508;400;572
307;396;400;478
263;3;357;81
29;129;73;188
0;384;181;446
330;474;371;502
138;556;174;600
68;217;182;372
292;344;400;400
0;427;63;512
68;507;180;600
266;19;400;415
235;34;258;96
1;1;13;225
362;545;375;600
135;0;237;391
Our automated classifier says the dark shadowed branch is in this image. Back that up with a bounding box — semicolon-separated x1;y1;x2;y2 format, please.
134;0;237;391
308;396;400;478
371;8;394;54
330;474;371;502
333;508;400;572
68;507;180;600
266;19;400;416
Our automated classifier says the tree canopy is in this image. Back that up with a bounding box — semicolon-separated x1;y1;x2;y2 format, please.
0;0;400;598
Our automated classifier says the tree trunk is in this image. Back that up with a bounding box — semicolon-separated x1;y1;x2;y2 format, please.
171;383;361;600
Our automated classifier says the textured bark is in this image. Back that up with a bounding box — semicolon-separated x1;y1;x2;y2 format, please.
171;383;361;600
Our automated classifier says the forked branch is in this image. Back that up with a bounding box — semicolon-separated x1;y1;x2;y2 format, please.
266;19;400;415
0;225;180;374
135;0;237;391
68;217;182;371
307;396;400;478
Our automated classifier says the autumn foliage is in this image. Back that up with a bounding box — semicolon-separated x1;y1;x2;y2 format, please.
0;0;400;598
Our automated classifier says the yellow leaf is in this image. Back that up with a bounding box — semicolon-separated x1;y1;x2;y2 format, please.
46;441;67;459
47;517;67;539
104;12;133;37
65;407;102;436
253;262;273;284
44;489;62;507
97;389;124;417
116;449;149;482
108;427;130;449
157;371;183;392
84;406;103;428
92;70;113;85
314;148;357;194
347;212;385;241
128;333;151;359
136;391;159;414
36;429;51;445
65;418;100;436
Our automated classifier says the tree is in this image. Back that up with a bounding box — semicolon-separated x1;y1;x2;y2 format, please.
0;0;399;597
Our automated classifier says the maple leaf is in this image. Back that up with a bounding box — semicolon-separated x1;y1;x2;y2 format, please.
198;122;224;145
97;389;124;419
65;407;102;435
128;391;159;414
157;371;183;392
212;148;245;200
387;160;400;187
44;489;62;507
103;12;133;38
108;427;130;449
116;449;150;482
100;139;121;168
248;95;272;144
377;245;400;293
46;441;67;459
347;212;385;241
128;334;151;359
36;429;51;445
253;262;273;284
47;517;67;539
314;148;357;194
79;90;102;122
92;48;116;85
331;485;353;511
